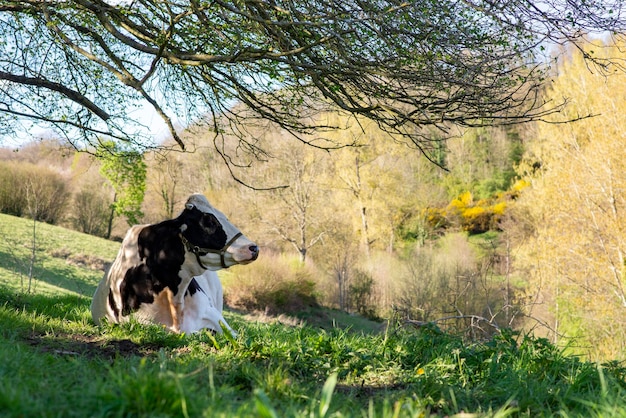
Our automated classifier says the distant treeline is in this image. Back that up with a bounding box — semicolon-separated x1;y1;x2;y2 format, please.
0;159;111;237
0;160;69;225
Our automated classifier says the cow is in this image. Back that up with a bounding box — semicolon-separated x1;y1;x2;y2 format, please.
90;193;258;335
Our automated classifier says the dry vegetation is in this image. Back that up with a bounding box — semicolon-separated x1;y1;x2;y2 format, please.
3;43;626;361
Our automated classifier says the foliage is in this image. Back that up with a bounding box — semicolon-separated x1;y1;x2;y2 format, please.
250;139;331;264
509;41;626;361
442;127;524;200
423;184;526;236
69;188;111;237
2;0;617;158
0;160;69;224
97;141;147;229
144;152;186;221
224;253;320;315
393;232;517;338
348;269;378;319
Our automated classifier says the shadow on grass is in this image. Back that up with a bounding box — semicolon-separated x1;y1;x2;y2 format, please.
24;332;155;361
0;286;90;321
0;287;147;360
0;286;191;361
0;248;102;297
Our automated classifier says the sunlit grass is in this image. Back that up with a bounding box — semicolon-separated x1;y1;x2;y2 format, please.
0;214;625;417
0;213;119;296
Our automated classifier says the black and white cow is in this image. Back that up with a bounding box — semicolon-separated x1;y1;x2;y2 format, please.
90;193;258;334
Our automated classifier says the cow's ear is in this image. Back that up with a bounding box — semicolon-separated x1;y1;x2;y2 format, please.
186;203;194;210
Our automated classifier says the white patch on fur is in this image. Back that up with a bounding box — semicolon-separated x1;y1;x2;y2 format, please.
179;271;235;335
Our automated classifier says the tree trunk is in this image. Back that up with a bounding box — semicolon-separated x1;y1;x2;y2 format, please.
106;192;117;240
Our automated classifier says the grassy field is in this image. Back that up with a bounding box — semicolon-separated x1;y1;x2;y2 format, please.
1;214;625;417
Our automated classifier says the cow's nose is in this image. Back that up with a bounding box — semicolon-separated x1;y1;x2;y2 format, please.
249;245;259;257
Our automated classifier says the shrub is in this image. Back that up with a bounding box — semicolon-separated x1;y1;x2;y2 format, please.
393;233;512;339
422;191;512;235
224;254;319;315
423;207;449;231
0;160;70;224
460;205;495;234
69;188;111;237
0;162;26;217
348;269;378;319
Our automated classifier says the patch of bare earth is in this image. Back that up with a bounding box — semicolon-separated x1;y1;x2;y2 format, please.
49;248;110;271
25;332;158;360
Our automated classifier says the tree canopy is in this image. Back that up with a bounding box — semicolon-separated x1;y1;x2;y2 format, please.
1;0;624;163
512;41;626;360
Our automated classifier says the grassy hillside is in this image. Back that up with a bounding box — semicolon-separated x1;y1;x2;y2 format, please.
0;213;120;296
0;215;625;417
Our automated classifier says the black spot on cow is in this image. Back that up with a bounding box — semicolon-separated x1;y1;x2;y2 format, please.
179;206;227;252
108;289;120;320
120;263;161;315
186;278;204;297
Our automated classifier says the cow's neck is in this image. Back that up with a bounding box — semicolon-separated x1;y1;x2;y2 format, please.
172;253;207;301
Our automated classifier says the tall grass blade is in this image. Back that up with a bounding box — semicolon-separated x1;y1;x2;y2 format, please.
319;372;337;417
220;320;238;348
254;389;279;418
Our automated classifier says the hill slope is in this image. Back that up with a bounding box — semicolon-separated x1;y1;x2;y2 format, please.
0;213;120;296
1;214;625;417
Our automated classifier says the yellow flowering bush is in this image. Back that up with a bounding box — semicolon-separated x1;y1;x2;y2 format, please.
425;187;516;234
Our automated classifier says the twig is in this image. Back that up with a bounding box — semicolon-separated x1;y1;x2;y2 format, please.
405;315;501;331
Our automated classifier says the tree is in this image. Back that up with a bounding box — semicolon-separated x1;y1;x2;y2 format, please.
145;152;184;220
328;114;443;255
511;41;626;361
71;187;110;237
1;0;618;167
255;138;329;263
442;126;523;200
98;141;147;238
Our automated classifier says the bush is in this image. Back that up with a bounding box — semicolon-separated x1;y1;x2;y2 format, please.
460;205;497;234
393;233;512;339
423;207;449;231
70;188;111;237
348;269;378;319
0;161;70;224
0;162;26;217
224;254;319;315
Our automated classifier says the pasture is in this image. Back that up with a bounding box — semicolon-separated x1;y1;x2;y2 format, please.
0;213;625;417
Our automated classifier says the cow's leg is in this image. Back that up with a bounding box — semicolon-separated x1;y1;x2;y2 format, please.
197;305;235;336
164;287;184;333
152;288;181;332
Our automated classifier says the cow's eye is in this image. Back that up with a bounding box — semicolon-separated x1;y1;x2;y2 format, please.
201;214;218;230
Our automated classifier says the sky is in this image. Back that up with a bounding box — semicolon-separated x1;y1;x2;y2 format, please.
0;103;178;150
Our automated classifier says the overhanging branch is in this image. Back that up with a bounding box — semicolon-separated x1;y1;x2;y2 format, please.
0;71;110;122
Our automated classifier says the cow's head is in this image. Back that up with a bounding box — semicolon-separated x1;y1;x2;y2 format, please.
179;194;259;270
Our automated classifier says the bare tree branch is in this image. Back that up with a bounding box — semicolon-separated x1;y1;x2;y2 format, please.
0;71;110;121
0;0;625;164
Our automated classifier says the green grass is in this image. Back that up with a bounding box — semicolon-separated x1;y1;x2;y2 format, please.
0;213;119;296
0;214;625;417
